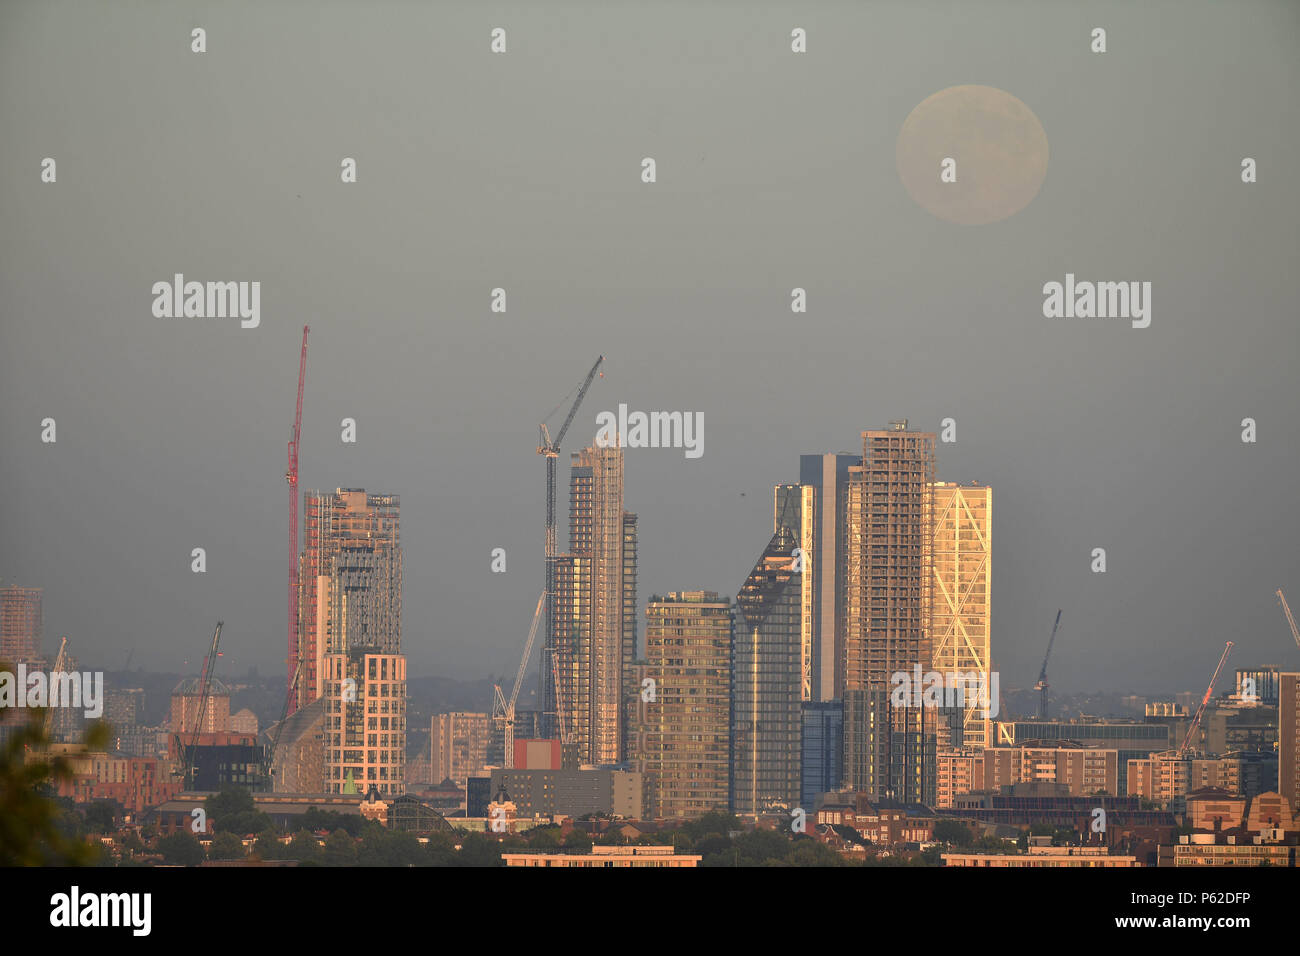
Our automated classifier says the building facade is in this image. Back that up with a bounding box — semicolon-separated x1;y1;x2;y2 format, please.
732;526;803;818
550;447;635;765
0;586;42;665
930;482;993;749
430;712;490;786
323;647;407;796
843;423;936;804
643;591;732;820
296;489;402;712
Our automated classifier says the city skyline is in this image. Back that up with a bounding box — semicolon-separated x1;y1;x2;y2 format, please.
2;2;1298;699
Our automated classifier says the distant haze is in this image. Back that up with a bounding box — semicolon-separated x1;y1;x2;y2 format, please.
1;1;1298;695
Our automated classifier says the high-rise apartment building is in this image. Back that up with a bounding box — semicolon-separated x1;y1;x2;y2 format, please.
0;586;42;665
732;526;803;818
644;591;732;820
1281;673;1300;813
296;489;402;712
550;447;634;765
621;512;639;760
931;482;993;749
430;712;490;786
323;647;407;796
296;489;405;795
843;422;936;804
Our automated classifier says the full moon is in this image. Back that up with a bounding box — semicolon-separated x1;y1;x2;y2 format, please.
897;85;1049;225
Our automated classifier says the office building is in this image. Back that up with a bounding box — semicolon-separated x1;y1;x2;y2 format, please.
984;742;1118;796
930;482;993;749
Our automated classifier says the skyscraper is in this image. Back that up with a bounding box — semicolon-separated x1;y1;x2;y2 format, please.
732;526;803;817
843;422;936;804
0;586;42;666
551;446;634;765
621;512;639;760
931;481;993;749
797;453;858;702
644;591;732;820
296;489;402;711
296;489;405;795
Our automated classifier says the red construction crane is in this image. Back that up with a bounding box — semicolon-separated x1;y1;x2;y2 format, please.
286;326;309;715
1179;640;1233;755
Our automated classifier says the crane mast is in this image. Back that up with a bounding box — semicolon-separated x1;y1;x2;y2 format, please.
1179;640;1233;755
178;621;224;788
1034;610;1062;720
44;637;70;736
494;592;546;768
286;326;309;714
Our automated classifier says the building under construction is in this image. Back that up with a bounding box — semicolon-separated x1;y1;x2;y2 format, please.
551;446;636;766
0;585;43;666
295;489;402;711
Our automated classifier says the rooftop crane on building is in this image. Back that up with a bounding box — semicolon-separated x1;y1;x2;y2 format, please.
1178;640;1233;756
176;621;223;788
1278;590;1300;653
536;355;603;735
1034;610;1062;720
286;326;309;716
493;592;545;768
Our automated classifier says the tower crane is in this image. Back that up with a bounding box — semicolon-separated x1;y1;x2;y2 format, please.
286;326;309;715
261;660;302;790
493;592;545;768
1034;610;1062;720
44;637;70;736
536;356;603;735
1278;590;1300;652
1179;640;1233;756
175;621;223;788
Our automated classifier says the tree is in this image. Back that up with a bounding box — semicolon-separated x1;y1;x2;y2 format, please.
526;825;561;850
83;800;117;834
207;831;247;861
562;829;592;853
253;828;283;861
932;819;974;847
157;831;205;866
204;788;272;837
458;832;504;867
321;828;357;866
0;709;110;865
287;829;321;865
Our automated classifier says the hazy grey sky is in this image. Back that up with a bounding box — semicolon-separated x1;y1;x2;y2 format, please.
2;1;1297;696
